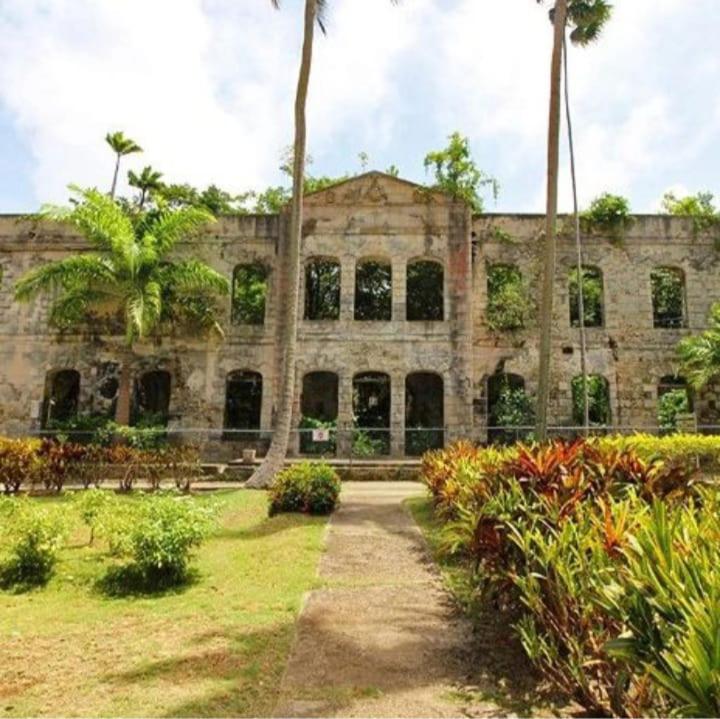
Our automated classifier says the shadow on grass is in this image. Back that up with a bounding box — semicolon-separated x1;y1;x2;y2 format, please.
0;560;54;594
215;511;327;542
103;623;293;717
96;563;200;598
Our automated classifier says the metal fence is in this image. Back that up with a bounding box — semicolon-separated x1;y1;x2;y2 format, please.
15;423;720;463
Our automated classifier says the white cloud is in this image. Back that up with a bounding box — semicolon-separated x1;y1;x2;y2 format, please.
0;0;717;211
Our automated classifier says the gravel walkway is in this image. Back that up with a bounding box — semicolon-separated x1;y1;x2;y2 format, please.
274;482;548;718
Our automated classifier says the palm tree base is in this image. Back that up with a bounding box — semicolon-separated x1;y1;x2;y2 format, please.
245;454;283;488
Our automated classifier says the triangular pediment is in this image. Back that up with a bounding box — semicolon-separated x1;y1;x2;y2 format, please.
303;171;451;208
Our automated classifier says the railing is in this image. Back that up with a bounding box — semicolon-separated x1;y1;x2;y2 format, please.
14;423;720;463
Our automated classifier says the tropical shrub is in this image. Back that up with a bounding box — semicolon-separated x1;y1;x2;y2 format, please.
37;440;88;493
0;438;43;494
597;433;720;473
268;461;341;516
0;437;200;493
103;493;216;589
0;499;66;588
604;493;720;717
420;438;712;716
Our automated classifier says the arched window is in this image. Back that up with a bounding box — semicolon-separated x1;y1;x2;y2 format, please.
406;259;443;321
352;372;391;456
43;369;80;428
487;264;529;331
651;267;686;328
658;375;692;431
133;370;171;426
405;372;444;456
569;266;604;328
300;371;339;455
572;375;611;426
355;259;392;321
224;371;263;439
487;372;533;444
232;264;268;325
305;258;341;320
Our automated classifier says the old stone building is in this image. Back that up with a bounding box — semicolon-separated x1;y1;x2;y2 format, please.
0;172;717;458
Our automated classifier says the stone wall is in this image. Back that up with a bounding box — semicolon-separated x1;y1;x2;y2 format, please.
0;172;718;457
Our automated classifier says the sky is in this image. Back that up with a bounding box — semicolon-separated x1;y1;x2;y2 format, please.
0;0;718;214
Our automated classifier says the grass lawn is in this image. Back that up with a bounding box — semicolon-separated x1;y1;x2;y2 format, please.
0;490;327;718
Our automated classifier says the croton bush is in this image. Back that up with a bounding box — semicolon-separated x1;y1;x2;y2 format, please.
0;437;201;494
421;436;719;717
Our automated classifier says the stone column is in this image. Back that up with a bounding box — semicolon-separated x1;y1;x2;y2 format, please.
340;255;355;323
390;370;405;457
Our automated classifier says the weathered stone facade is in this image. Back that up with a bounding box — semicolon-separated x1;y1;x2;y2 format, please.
0;172;718;457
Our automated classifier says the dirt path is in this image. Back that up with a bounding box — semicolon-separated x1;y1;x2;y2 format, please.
274;482;549;718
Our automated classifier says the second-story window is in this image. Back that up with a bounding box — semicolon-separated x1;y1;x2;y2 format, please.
355;259;392;321
305;258;341;320
232;264;268;325
487;264;529;331
406;259;444;321
569;266;604;328
651;267;686;328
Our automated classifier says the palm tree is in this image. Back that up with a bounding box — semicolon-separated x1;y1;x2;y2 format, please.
128;166;164;209
678;303;720;390
14;187;229;426
106;131;143;199
247;0;397;488
535;0;612;441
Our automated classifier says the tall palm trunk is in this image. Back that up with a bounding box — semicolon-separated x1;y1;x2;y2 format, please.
536;0;568;442
247;0;316;488
114;350;133;426
563;33;590;434
110;154;121;199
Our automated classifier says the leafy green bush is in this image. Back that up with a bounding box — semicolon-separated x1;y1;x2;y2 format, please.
658;389;691;432
74;488;117;545
486;264;532;331
299;416;337;456
103;493;216;590
662;190;720;239
581;192;633;242
597;433;720;472
571;375;611;425
352;429;387;457
268;461;341;516
0;499;66;589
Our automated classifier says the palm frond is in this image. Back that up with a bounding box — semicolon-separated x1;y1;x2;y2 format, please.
14;254;114;301
125;282;162;344
48;287;114;329
145;206;214;256
43;186;137;263
157;260;230;296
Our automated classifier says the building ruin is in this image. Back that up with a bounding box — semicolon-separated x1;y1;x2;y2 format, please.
0;172;717;458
